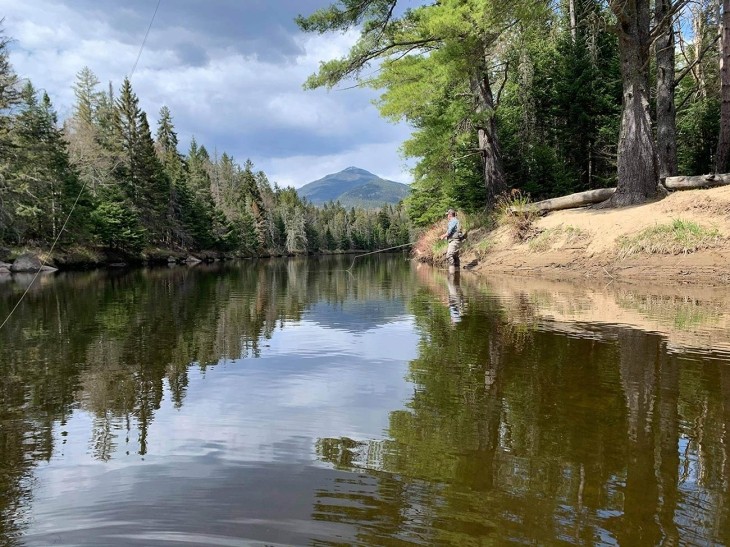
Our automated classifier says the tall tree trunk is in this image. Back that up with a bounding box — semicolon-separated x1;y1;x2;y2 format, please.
603;0;659;207
569;0;577;42
693;5;707;97
655;0;678;179
470;66;506;210
716;0;730;172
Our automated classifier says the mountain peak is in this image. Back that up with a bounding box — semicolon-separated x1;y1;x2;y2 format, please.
297;167;409;209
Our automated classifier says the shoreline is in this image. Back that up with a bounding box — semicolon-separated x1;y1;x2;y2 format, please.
454;185;730;286
0;246;395;275
467;248;730;286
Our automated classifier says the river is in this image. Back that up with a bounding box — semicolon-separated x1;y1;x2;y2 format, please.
1;255;729;545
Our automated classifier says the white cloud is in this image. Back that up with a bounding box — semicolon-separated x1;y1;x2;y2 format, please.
1;0;414;186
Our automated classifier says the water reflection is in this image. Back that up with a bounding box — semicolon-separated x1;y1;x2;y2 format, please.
0;256;418;545
2;259;730;545
316;267;730;545
446;271;465;325
480;274;730;356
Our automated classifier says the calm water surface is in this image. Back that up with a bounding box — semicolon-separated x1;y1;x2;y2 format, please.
1;255;730;546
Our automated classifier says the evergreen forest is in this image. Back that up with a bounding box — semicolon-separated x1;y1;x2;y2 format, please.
0;34;410;260
0;0;728;259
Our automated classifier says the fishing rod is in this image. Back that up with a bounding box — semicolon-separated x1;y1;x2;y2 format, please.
346;241;416;272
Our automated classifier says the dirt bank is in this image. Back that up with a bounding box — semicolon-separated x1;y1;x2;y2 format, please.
464;185;730;284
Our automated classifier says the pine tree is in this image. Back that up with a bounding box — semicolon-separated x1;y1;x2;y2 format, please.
186;138;232;250
155;106;187;246
96;82;121;157
10;83;90;244
239;198;260;255
599;0;659;207
114;78;170;244
65;67;117;198
0;28;19;155
72;67;102;126
284;207;307;253
240;160;266;249
115;78;141;206
0;27;22;242
297;0;550;211
136;112;171;243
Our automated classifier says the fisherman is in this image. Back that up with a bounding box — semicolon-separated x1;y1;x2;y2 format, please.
440;208;461;270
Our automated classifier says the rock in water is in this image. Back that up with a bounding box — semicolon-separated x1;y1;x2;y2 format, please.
10;253;43;273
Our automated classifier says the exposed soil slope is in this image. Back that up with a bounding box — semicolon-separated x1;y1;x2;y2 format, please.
466;186;730;284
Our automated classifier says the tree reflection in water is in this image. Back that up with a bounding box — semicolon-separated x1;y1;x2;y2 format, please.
0;256;414;544
2;260;730;545
315;268;730;545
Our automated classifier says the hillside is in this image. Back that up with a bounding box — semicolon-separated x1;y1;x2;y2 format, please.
297;167;410;208
427;186;730;284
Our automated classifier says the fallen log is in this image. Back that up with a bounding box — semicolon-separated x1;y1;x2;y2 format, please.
510;187;616;214
508;173;730;215
664;173;730;189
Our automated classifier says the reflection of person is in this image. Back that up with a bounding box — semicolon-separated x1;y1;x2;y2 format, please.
440;209;461;270
446;271;464;324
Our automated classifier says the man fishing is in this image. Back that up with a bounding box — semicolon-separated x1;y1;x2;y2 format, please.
440;209;461;270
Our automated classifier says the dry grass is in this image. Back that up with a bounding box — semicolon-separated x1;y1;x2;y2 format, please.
617;219;723;258
412;209;494;263
412;222;447;263
496;190;541;241
55;245;104;264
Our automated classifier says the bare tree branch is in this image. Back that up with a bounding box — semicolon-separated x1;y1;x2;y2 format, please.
649;0;692;42
675;33;721;86
495;60;510;107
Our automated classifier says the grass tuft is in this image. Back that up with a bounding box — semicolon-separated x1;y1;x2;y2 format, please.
527;228;554;252
473;237;495;258
617;219;723;258
496;190;540;241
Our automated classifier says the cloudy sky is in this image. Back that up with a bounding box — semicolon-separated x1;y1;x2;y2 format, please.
1;0;415;188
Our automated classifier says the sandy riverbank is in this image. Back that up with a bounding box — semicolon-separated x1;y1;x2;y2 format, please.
462;185;730;284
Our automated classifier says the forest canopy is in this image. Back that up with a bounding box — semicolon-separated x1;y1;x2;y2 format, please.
298;0;728;223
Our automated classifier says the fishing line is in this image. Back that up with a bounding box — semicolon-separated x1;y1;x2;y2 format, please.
0;183;87;331
130;0;161;80
345;241;416;272
0;1;162;332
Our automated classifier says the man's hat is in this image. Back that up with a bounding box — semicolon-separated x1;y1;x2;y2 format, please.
446;208;455;216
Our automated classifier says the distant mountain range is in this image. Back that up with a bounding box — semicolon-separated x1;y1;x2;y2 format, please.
296;167;410;209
